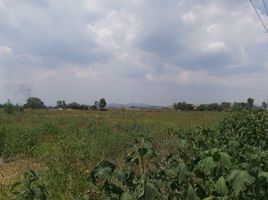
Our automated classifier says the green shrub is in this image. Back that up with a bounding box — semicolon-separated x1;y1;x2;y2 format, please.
4;100;15;114
3;127;38;158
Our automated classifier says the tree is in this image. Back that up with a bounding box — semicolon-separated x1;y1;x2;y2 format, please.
247;98;254;108
173;101;194;111
68;102;80;109
99;98;107;111
207;103;222;111
232;102;247;111
56;100;67;109
196;104;208;111
24;97;45;109
220;102;231;111
56;100;63;108
262;101;267;110
94;101;99;109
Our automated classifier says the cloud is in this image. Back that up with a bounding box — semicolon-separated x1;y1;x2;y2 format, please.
182;12;195;23
0;46;12;56
204;42;228;52
0;0;268;105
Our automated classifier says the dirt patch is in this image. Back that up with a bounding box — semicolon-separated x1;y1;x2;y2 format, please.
0;159;43;185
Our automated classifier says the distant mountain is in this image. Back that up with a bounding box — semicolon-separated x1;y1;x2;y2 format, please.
107;103;161;109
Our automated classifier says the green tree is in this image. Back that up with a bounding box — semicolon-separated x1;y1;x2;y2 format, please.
68;102;81;109
262;101;267;110
99;98;107;110
4;99;15;114
220;102;231;111
56;100;66;109
247;98;254;108
24;97;45;109
56;100;63;108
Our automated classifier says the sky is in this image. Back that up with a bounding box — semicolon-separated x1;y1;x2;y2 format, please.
1;0;268;106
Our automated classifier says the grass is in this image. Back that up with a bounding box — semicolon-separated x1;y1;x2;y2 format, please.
0;109;224;199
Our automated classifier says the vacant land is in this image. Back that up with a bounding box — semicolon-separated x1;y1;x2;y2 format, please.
0;110;223;199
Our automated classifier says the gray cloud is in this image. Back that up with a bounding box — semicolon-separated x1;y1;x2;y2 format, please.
0;0;268;105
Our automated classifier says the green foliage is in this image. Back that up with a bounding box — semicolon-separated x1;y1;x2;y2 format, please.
1;109;268;199
56;100;67;109
24;97;46;109
215;176;229;195
3;126;38;158
4;99;15;114
173;101;194;111
67;102;81;109
99;98;107;110
10;170;47;200
40;120;59;135
86;109;268;199
227;170;255;196
3;100;24;114
0;127;5;156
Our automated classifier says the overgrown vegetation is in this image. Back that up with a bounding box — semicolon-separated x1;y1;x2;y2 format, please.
86;109;268;199
0;108;267;199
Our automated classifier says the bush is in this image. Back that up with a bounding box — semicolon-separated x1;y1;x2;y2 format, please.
4;100;15;114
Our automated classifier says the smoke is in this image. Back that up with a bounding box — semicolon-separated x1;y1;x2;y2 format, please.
16;83;32;98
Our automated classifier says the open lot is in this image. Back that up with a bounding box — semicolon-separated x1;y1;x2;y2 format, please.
0;110;223;199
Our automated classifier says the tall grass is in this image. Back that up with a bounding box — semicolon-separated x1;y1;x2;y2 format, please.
0;109;223;199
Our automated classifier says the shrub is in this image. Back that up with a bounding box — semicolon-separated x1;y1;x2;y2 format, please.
3;100;15;114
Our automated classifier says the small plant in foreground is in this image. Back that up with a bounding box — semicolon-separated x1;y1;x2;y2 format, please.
10;170;47;200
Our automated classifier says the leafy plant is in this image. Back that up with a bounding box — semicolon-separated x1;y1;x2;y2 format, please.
85;109;268;199
10;170;47;200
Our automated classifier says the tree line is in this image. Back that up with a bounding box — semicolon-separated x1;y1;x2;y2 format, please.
0;97;107;113
173;98;268;111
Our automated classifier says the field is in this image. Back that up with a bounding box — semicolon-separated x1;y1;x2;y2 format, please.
0;110;223;199
0;109;267;199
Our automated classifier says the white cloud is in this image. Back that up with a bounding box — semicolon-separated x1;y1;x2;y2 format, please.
182;12;195;23
0;46;13;56
206;24;219;32
204;42;228;52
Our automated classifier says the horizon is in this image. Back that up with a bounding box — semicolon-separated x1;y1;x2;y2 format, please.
1;0;268;105
1;97;266;107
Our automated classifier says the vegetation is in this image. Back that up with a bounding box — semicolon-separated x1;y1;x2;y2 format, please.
0;109;221;199
173;98;267;111
99;98;107;111
24;97;46;109
56;100;67;109
3;100;24;114
87;109;268;199
3;100;15;114
10;170;47;200
0;99;267;199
